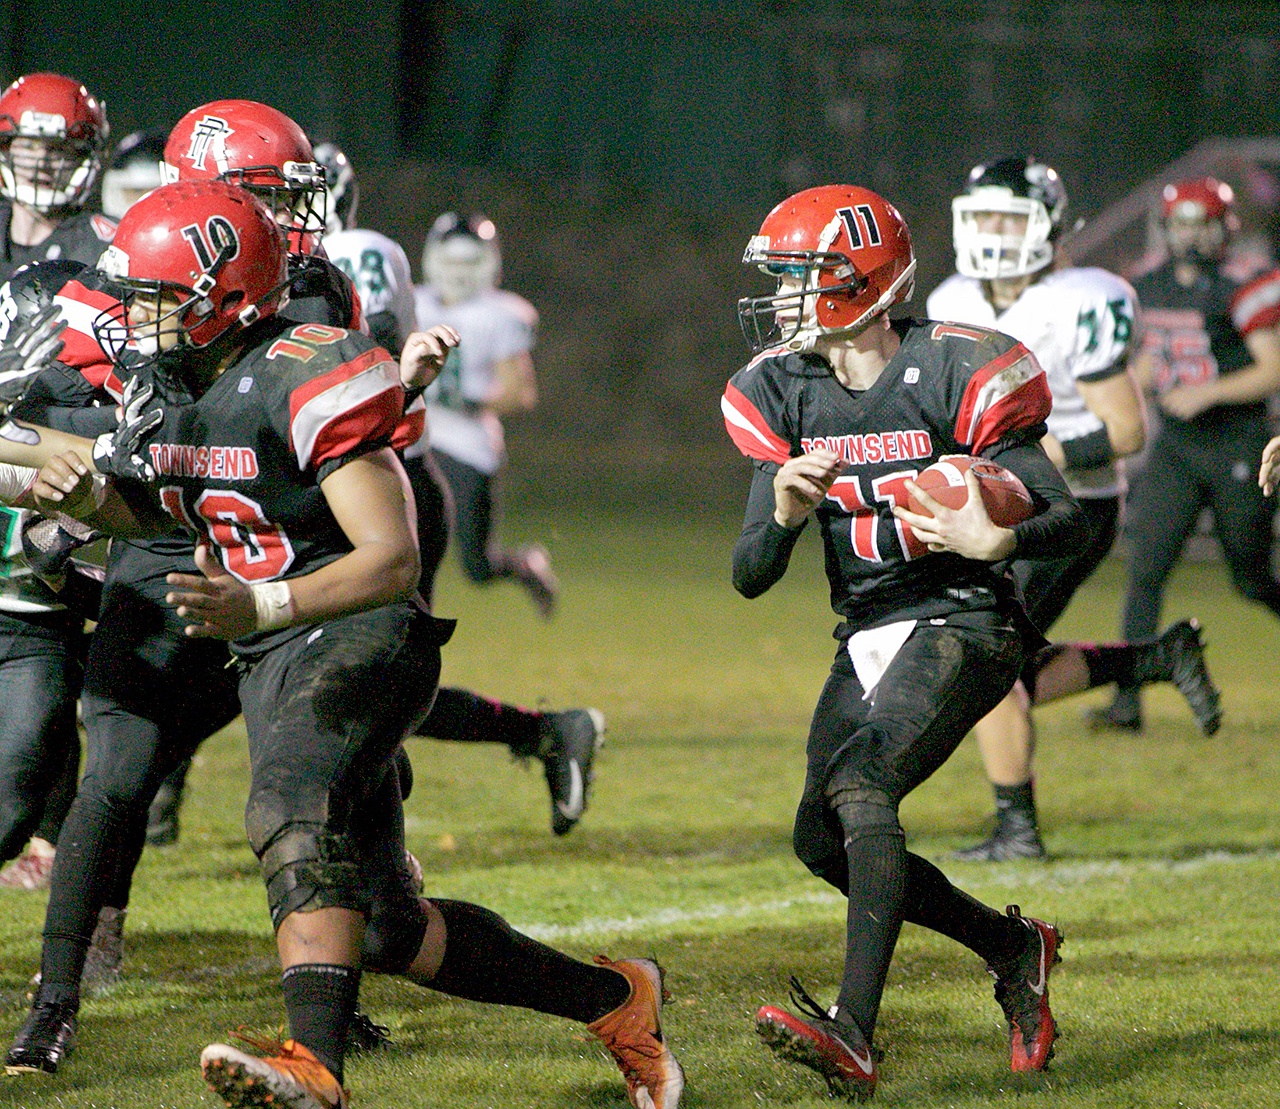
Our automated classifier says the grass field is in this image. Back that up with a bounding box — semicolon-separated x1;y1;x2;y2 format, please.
2;504;1279;1109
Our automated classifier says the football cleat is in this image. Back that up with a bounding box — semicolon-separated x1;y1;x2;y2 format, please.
0;840;55;890
201;1035;349;1109
540;707;605;836
1158;619;1222;736
511;544;559;619
953;810;1046;862
989;905;1063;1072
587;956;684;1109
5;1000;78;1075
756;977;877;1101
346;1009;392;1053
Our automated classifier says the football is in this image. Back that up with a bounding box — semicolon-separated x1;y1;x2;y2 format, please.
907;455;1034;527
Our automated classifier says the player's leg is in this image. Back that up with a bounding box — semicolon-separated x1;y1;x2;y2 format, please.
1205;425;1280;619
1096;434;1206;730
431;447;558;616
956;497;1119;861
0;625;78;873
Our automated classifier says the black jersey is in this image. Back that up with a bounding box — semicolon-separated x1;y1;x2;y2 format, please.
1134;259;1280;435
129;319;416;653
0;202;116;283
284;252;362;332
724;319;1071;628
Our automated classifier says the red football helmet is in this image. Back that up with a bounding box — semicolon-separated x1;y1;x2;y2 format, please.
0;72;109;213
1162;177;1236;223
163;100;326;239
738;185;916;353
93;180;289;362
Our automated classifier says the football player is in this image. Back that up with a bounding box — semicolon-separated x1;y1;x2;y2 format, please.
1094;178;1280;731
99;130;166;220
927;157;1220;861
13;179;683;1109
317;141;603;836
414;211;559;617
0;73;115;281
0;264;80;891
725;184;1077;1098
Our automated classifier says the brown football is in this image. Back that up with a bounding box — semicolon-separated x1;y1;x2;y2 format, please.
907;455;1034;527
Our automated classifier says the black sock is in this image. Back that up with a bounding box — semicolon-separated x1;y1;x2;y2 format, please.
416;688;543;756
1078;639;1177;688
281;964;359;1083
427;899;630;1022
994;781;1036;824
836;830;906;1043
901;853;1024;966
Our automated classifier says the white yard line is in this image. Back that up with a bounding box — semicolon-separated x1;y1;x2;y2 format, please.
515;847;1280;940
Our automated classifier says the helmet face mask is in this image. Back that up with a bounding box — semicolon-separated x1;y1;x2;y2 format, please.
736;186;915;354
951;157;1066;281
218;161;328;236
0;73;109;215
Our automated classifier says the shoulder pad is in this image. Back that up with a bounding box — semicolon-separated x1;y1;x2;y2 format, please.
1231;268;1280;336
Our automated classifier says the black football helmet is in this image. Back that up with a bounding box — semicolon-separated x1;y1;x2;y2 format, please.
952;156;1068;279
313;141;359;235
0;258;83;343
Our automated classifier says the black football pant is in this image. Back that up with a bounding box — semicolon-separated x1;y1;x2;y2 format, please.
792;612;1025;1040
36;579;240;1003
430;449;522;585
238;603;448;965
0;611;82;863
1120;424;1280;654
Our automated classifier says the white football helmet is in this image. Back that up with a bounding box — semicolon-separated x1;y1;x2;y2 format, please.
951;156;1068;280
422;211;500;305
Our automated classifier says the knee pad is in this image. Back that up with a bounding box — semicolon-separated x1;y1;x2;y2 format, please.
826;779;904;846
362;893;429;974
252;821;369;929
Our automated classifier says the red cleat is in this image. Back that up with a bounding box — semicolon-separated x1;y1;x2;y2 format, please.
755;978;877;1101
989;905;1063;1071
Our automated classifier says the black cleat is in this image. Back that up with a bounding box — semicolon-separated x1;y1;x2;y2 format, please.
5;1000;78;1075
1158;619;1222;736
347;1009;392;1053
953;811;1046;862
539;708;605;836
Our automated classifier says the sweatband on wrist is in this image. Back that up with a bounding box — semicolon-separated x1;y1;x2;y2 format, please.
0;463;37;504
249;580;295;631
1059;427;1113;471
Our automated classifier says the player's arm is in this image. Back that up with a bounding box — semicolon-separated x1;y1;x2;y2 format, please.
1049;369;1145;471
0;419;98;472
486;351;537;415
732;450;845;597
1161;326;1280;419
162;448;420;640
30;451;178;537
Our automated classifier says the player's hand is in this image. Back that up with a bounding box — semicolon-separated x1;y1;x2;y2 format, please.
1159;382;1217;420
1260;435;1280;495
399;325;461;390
894;469;1016;561
165;542;256;640
91;374;163;480
33;451;101;519
773;449;846;528
0;304;67;414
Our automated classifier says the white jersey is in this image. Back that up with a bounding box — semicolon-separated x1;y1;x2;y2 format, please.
322;229;417;352
411;285;537;474
0;506;60;614
927;266;1137;497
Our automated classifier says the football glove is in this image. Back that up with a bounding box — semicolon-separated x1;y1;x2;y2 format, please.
91;374;163;481
0;304;67;413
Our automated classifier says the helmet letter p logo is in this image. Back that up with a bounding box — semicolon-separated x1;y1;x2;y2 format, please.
185;116;234;173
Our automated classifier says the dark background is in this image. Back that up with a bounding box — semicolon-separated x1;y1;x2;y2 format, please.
6;0;1280;479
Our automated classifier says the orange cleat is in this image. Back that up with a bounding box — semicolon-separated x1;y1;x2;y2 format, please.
587;956;684;1109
